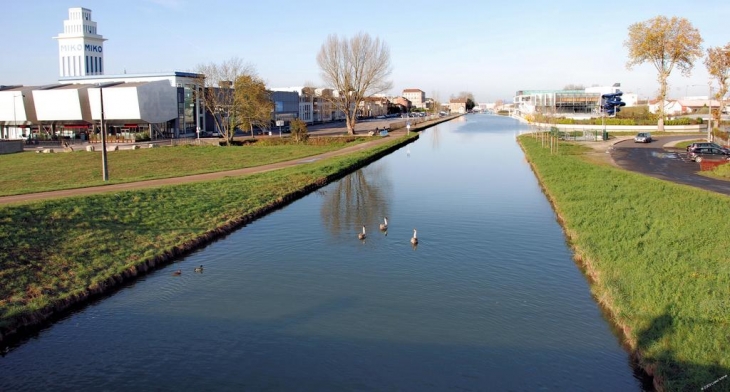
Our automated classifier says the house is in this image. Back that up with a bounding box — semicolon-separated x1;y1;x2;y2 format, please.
648;100;683;116
449;98;467;114
402;89;426;109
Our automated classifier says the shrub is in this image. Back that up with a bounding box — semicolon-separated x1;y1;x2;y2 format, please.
290;119;309;143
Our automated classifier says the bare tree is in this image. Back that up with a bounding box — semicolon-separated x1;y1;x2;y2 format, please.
317;32;393;135
234;74;273;138
625;16;703;132
195;57;256;145
456;91;476;111
563;84;585;90
705;44;730;135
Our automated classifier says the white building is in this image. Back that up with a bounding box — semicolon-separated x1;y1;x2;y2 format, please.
1;7;204;141
54;7;106;78
403;89;426;109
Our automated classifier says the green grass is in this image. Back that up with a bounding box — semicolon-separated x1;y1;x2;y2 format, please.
0;137;366;196
519;135;729;391
0;133;415;340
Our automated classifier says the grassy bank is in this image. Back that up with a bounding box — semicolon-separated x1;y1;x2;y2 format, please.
0;137;366;196
519;135;729;391
0;133;416;344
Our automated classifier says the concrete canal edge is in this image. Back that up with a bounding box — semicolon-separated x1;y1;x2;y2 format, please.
516;138;662;391
0;116;456;347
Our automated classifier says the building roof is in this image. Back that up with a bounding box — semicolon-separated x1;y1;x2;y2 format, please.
450;98;468;103
403;88;424;93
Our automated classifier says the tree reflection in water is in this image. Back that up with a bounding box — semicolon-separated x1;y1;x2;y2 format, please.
319;164;393;238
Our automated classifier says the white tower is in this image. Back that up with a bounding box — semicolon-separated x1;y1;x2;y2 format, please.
53;7;107;78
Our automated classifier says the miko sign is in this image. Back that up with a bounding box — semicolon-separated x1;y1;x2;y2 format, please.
601;92;626;116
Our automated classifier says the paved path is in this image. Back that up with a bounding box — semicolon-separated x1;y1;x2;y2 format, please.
0;124;428;205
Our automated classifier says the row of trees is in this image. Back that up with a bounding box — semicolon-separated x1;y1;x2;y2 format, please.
196;32;394;144
625;16;730;132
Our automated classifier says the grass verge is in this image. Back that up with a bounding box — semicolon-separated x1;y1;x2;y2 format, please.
0;137;367;196
0;133;417;344
519;135;729;392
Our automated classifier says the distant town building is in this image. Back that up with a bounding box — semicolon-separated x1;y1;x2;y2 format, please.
514;85;622;117
402;89;425;109
393;96;412;112
449;98;467;114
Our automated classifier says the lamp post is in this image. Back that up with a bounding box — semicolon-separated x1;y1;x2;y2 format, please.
99;86;109;181
13;93;24;139
706;85;712;141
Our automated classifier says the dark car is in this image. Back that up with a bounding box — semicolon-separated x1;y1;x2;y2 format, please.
688;147;730;163
634;132;652;143
686;142;726;153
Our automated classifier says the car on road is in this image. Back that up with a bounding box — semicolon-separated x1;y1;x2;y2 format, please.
634;132;652;143
686;142;727;153
688;146;730;163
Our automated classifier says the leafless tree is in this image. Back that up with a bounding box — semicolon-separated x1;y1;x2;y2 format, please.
563;84;585;90
317;32;393;135
195;57;256;145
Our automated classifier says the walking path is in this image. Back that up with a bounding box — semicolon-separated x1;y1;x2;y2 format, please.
0;127;419;205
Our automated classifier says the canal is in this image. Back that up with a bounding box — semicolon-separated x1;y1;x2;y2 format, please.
0;114;648;391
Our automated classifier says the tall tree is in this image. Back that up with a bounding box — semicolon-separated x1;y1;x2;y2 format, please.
317;32;393;135
625;16;703;132
456;91;476;111
704;44;730;133
195;57;256;144
234;74;273;138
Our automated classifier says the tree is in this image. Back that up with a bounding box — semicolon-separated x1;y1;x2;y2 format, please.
195;57;256;145
563;84;585;90
704;44;730;135
455;91;476;111
289;118;309;143
234;74;273;138
317;32;393;135
625;16;703;132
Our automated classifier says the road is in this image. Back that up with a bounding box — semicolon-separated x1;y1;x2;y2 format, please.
610;135;730;195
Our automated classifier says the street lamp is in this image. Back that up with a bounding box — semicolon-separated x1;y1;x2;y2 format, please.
708;84;714;142
99;85;109;181
13;93;24;139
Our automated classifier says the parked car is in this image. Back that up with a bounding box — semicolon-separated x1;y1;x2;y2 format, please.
634;132;652;143
688;147;730;163
686;142;726;153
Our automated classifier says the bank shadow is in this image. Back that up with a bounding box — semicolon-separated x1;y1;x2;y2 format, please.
633;308;729;391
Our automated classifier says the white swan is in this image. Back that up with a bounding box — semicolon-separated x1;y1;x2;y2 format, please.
358;225;366;240
379;217;388;231
410;228;418;245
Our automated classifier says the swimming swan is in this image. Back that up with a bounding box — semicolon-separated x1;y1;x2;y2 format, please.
358;225;367;240
379;217;388;231
410;229;418;245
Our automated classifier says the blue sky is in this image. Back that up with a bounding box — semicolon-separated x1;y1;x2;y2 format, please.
3;0;729;102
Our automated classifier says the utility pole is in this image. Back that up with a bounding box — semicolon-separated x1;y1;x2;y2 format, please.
100;86;109;181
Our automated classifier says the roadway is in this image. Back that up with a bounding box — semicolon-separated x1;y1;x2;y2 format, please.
609;135;730;195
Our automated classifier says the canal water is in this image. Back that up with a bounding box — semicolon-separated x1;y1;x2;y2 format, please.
0;115;647;391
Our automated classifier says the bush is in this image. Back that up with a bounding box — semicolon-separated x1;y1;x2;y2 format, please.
290;119;309;143
133;131;150;142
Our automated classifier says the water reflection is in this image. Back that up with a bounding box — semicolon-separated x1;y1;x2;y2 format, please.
319;165;393;238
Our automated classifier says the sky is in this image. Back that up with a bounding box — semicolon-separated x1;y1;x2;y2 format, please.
2;0;730;103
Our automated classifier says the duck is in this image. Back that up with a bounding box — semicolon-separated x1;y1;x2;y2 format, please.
358;225;366;240
379;217;388;231
410;228;418;245
172;269;182;276
194;265;204;273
